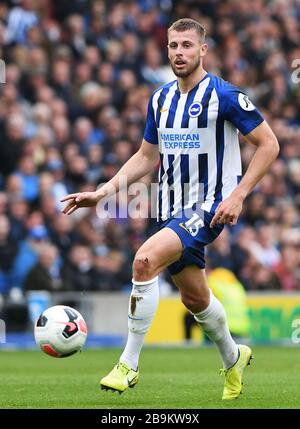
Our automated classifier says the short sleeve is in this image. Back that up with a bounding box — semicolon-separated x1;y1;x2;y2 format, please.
143;94;158;145
220;86;264;136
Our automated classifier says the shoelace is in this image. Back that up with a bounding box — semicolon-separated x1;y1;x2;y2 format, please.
117;363;130;375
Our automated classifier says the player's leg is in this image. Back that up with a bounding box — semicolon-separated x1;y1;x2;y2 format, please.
100;227;183;392
172;265;252;400
119;227;182;368
171;265;239;368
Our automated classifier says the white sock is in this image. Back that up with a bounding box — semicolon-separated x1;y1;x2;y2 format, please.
193;289;239;368
119;276;159;371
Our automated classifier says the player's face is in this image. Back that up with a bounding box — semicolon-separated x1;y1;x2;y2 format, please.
168;29;207;78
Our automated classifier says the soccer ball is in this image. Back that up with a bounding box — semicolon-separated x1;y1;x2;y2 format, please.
34;305;88;358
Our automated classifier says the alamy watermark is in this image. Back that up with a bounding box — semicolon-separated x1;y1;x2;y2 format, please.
0;59;5;83
291;318;300;344
0;319;6;343
95;175;205;223
291;59;300;84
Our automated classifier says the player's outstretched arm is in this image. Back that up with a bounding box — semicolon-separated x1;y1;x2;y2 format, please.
61;139;159;215
210;120;279;228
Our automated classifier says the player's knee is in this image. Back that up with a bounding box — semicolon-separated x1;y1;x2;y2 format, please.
133;253;158;282
181;292;209;313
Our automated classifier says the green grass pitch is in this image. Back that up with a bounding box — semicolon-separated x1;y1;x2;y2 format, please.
0;346;299;409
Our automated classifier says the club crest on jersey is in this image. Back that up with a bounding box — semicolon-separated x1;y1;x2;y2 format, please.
188;101;203;117
238;93;255;111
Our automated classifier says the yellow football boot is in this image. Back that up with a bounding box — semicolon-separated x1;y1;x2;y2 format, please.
100;362;139;393
221;345;253;400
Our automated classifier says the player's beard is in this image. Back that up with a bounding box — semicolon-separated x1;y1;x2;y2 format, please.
170;56;201;78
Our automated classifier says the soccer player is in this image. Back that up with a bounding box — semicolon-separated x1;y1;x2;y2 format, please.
61;18;279;400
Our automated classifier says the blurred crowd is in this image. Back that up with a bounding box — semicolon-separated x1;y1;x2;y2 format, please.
0;0;299;298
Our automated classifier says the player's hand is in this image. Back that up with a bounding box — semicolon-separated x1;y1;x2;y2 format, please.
60;192;99;215
210;194;244;228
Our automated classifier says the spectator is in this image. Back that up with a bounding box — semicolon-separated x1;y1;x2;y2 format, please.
61;244;97;291
0;114;26;177
15;155;39;203
11;223;49;290
273;245;300;291
48;214;78;258
207;228;234;272
5;0;39;45
248;264;281;291
24;243;61;292
248;224;281;268
0;215;18;293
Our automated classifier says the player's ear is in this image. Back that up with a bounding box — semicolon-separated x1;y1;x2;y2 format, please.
200;43;208;57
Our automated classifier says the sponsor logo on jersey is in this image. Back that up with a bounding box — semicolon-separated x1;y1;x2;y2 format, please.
179;222;190;233
238;93;255;111
163;141;200;149
160;132;201;149
188;101;203;117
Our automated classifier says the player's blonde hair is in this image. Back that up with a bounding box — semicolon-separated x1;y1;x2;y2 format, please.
168;18;206;42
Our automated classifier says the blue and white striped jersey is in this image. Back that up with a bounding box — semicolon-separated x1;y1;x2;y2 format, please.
144;73;264;222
